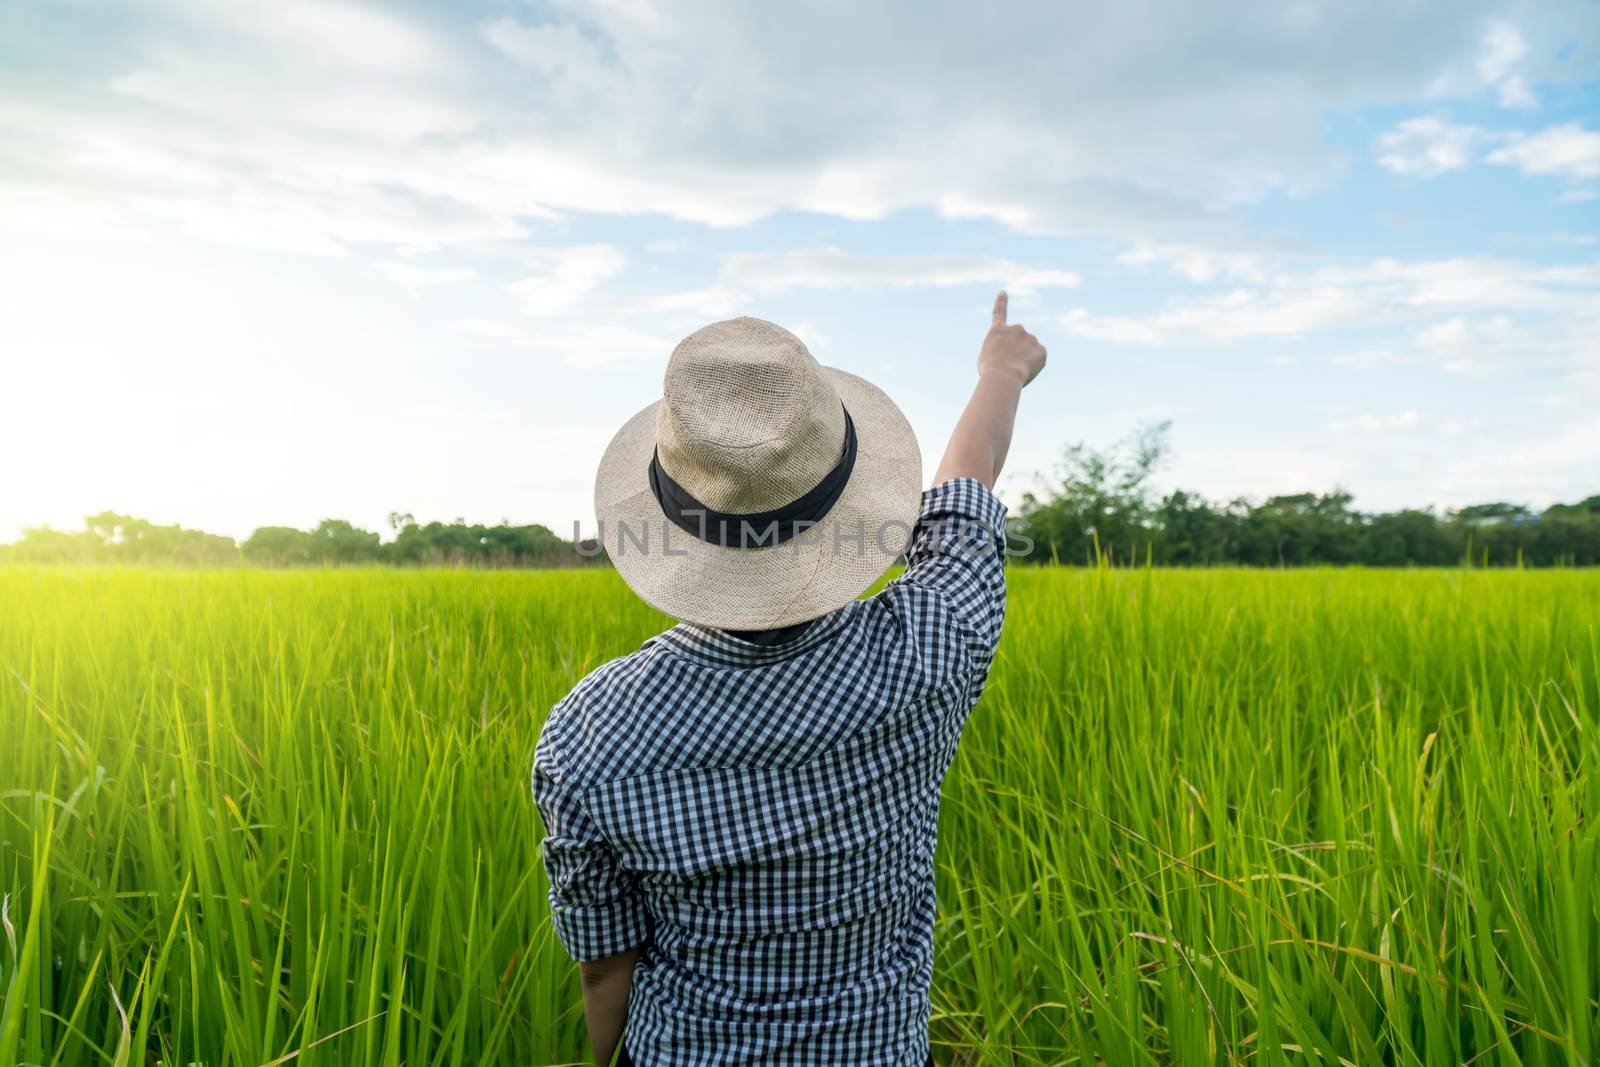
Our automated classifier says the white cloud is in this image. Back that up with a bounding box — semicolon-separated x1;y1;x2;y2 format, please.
441;244;1084;367
480;17;611;82
456;318;670;368
1165;445;1353;504
204;0;444;74
1323;257;1600;310
483;245;1080;331
637;286;745;317
476;246;1080;352
1330;410;1428;433
1418;310;1598;377
1497;75;1537;109
1331;349;1401;369
0;184;148;243
507;245;629;316
6;1;1597;535
1062;285;1371;345
525;325;673;369
1116;243;1270;283
1415;315;1512;352
717;247;1080;295
1372;116;1600;187
787;320;834;353
1441;419;1600;499
1477;21;1538;108
374;261;476;291
1477;22;1525;83
1374;117;1488;177
1061;256;1600;381
1486;122;1600;179
455;318;527;341
6;0;1595;261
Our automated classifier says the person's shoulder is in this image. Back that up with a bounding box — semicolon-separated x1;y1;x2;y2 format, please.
919;475;1008;528
538;630;680;777
866;476;1011;661
547;635;668;723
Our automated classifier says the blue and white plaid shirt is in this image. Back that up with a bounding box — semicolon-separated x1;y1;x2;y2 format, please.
532;477;1008;1066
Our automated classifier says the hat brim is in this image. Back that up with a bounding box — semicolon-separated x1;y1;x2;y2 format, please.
593;367;923;629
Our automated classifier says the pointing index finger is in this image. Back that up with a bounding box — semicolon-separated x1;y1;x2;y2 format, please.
992;290;1008;328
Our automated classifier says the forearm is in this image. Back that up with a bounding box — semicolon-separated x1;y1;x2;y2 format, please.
579;945;643;1064
933;290;1045;489
933;370;1024;488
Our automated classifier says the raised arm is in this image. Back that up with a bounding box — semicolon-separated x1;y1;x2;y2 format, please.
932;290;1047;489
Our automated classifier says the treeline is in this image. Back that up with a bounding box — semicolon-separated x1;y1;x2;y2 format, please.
6;426;1598;569
1;512;602;568
3;513;241;567
1017;422;1600;566
240;513;600;567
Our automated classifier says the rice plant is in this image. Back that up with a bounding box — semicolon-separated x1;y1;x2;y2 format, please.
1;564;1595;1064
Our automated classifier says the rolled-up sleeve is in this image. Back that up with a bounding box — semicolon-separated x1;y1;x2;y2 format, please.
531;727;650;962
897;476;1009;656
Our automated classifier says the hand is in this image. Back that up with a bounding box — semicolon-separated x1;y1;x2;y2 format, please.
931;290;1044;487
977;290;1046;387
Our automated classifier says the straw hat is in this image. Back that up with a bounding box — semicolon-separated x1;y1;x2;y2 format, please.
594;316;923;629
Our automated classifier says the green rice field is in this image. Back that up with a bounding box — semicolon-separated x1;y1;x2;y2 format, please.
1;565;1597;1065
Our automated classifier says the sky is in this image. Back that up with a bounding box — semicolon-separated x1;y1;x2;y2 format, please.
1;0;1597;544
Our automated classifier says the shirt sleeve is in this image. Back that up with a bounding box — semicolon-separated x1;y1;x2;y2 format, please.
894;476;1009;657
531;724;651;963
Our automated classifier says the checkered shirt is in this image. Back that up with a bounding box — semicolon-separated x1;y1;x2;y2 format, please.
532;477;1009;1066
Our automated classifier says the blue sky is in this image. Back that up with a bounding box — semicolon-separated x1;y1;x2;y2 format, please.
1;0;1596;542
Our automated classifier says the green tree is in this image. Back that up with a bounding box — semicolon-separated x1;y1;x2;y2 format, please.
306;520;382;564
242;526;313;566
1019;420;1170;564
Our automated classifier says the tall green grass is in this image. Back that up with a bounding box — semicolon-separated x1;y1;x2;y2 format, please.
1;565;1596;1065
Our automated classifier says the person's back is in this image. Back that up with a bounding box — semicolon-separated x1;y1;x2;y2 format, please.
534;294;1046;1066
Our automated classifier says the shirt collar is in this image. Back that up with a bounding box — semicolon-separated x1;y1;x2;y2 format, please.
652;601;860;667
720;617;818;647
